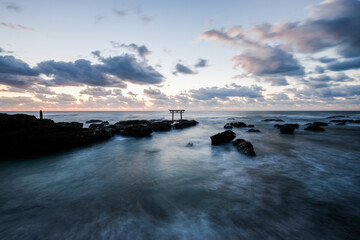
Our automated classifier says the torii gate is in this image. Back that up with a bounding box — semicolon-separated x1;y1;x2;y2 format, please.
169;109;185;121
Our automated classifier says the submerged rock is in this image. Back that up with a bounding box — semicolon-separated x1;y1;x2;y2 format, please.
210;130;236;145
247;124;255;128
280;125;295;134
233;138;256;156
305;124;325;132
262;119;284;122
247;128;260;133
231;121;247;128
224;123;233;129
313;122;328;126
327;115;348;119
86;119;103;123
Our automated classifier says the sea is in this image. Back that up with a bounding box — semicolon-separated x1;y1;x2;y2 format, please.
0;111;359;240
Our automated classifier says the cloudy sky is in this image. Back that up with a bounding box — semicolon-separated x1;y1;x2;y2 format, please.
0;0;359;111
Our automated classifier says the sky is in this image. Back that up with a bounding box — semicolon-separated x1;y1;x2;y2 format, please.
0;0;360;111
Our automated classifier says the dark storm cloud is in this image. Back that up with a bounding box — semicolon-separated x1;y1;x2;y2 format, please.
173;63;195;75
327;57;360;71
188;84;264;100
308;73;353;82
232;45;304;76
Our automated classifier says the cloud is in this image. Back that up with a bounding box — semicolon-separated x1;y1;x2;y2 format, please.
308;73;353;82
269;93;290;101
116;43;151;57
80;87;114;97
5;2;21;12
143;88;168;100
0;56;38;76
141;16;155;23
91;50;101;58
188;84;264;100
261;76;289;86
173;63;195;75
113;8;126;16
232;45;304;76
194;58;208;68
0;22;34;31
327;57;360;71
251;0;360;58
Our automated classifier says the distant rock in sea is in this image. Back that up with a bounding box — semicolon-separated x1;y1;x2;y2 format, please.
232;138;256;156
262;119;284;122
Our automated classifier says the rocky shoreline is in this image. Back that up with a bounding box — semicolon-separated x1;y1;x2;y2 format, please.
0;113;198;158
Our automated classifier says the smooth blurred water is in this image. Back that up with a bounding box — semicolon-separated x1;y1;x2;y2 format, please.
0;111;360;240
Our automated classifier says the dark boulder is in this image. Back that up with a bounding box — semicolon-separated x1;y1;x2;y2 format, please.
247;128;260;133
247;124;255;128
151;121;172;132
234;140;256;156
262;119;284;122
231;121;247;128
173;120;198;129
313;122;328;126
280;125;295;134
305;124;325;131
224;123;233;129
336;122;346;125
211;130;236;145
232;138;245;146
56;122;83;129
89;121;109;130
121;125;153;137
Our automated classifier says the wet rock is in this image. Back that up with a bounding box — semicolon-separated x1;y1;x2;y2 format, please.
86;119;103;123
231;122;247;128
262;119;284;122
0;113;113;158
247;128;260;133
280;125;295;134
349;120;360;123
173;120;198;129
224;123;233;129
232;138;245;146
305;124;325;132
210;130;236;145
234;140;256;156
313;122;328;126
186;142;194;147
89;121;109;130
336;122;346;125
247;124;255;128
151;121;172;132
121;125;153;137
327;115;348;119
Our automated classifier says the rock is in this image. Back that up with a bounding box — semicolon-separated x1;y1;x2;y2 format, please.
247;128;260;133
224;123;233;129
247;124;255;128
115;120;150;127
56;122;83;129
121;125;153;137
151;121;172;132
349;120;360;123
280;125;295;134
336;122;346;125
329;119;347;123
210;130;236;145
231;121;247;128
0;113;113;158
327;115;348;119
186;142;194;147
262;119;284;122
173;120;198;129
305;124;325;131
86;119;103;123
313;122;328;126
236;141;256;156
232;138;245;146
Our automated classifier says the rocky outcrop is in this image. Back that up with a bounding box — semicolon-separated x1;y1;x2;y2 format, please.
210;130;236;145
224;123;233;129
151;121;172;132
224;121;247;129
86;119;103;123
121;125;153;137
0;113;113;158
173;120;198;129
313;122;328;126
232;138;256;156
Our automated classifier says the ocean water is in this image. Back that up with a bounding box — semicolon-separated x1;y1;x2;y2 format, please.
0;111;360;240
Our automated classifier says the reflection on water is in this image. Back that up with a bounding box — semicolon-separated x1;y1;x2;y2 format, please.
0;111;360;239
